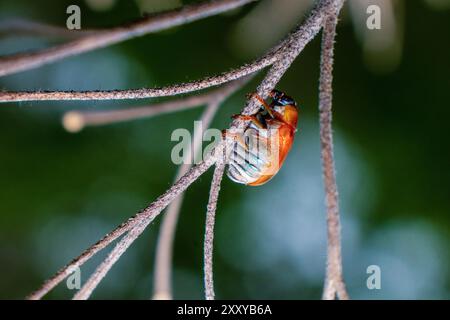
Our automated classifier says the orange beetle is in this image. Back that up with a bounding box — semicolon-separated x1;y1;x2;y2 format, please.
226;89;299;186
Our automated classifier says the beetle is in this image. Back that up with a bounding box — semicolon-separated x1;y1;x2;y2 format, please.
225;89;299;186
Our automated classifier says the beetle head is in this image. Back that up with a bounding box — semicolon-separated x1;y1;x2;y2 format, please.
270;89;296;107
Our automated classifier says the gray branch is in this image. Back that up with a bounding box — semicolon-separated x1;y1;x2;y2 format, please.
72;157;217;299
0;0;257;77
204;151;226;300
318;0;349;300
0;0;336;104
62;77;250;132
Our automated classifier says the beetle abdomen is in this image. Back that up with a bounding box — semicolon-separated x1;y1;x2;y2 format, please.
226;125;276;186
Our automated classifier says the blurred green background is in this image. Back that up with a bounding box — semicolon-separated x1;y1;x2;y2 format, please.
0;0;449;299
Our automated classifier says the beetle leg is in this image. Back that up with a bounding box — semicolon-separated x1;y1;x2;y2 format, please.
248;92;289;124
231;114;265;129
247;92;276;118
223;130;249;152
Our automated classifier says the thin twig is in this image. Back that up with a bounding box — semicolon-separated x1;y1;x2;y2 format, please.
318;1;348;300
0;0;338;104
0;0;257;77
72;156;217;299
230;0;339;117
151;183;186;301
72;219;151;300
62;78;249;132
152;103;219;300
0;55;272;103
204;152;226;300
152;77;250;300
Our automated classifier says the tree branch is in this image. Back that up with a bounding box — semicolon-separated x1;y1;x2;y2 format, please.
72;156;217;299
203;152;226;300
318;1;349;301
62;77;250;133
0;0;338;104
229;0;338;116
0;55;273;103
0;0;257;77
153;109;221;300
